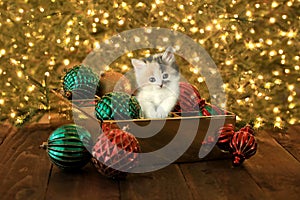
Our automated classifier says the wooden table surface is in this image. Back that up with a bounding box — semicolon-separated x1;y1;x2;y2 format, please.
0;122;299;200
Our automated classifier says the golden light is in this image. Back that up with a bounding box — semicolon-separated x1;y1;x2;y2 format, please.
273;107;280;113
0;99;4;105
205;25;212;31
63;59;70;66
289;118;296;125
17;71;23;78
101;19;109;25
269;17;276;23
246;10;252;17
289;103;295;109
118;19;125;25
28;85;36;92
10;112;16;118
235;32;242;40
266;39;273;45
287;30;296;38
269;50;277;57
197;77;205;83
271;1;279;8
122;65;129;71
288;84;294;91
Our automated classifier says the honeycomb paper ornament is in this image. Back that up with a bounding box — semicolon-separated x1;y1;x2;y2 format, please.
63;65;100;100
92;127;141;179
41;124;92;170
95;92;141;121
173;82;202;113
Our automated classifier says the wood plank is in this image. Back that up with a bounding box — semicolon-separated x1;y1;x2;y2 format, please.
45;163;120;200
271;125;300;162
0;123;17;146
244;130;300;200
180;160;267;200
120;164;193;200
0;124;60;200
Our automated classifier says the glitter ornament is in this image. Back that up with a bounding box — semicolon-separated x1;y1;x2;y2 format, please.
216;124;235;152
229;125;257;166
92;128;141;179
173;82;202;113
63;65;100;100
41;124;92;170
95;92;141;121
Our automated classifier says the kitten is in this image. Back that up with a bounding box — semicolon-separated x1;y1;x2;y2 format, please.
132;47;180;118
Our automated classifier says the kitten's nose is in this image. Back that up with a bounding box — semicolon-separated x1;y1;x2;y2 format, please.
160;83;163;88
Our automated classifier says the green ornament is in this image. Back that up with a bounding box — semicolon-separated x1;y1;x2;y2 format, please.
62;64;100;99
95;92;141;121
41;124;92;170
200;103;226;116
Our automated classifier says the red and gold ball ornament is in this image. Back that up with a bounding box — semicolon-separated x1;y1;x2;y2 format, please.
91;127;141;179
229;125;257;166
97;71;132;97
173;82;202;113
216;124;235;152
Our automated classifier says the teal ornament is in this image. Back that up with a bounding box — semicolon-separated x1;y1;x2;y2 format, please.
95;92;141;121
63;65;100;100
41;124;92;170
199;102;226;116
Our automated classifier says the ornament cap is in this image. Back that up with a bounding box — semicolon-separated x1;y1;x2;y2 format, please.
40;142;48;149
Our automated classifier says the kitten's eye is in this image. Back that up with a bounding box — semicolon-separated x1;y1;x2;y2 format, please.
149;77;156;82
163;73;169;79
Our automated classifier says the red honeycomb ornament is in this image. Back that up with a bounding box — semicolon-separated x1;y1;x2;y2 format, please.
92;127;141;179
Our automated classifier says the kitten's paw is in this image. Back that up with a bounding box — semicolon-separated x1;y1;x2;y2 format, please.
156;107;168;118
145;109;157;119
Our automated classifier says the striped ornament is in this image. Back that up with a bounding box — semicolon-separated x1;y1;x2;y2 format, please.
198;98;227;116
62;65;100;100
229;126;257;166
95;92;141;121
173;82;202;113
216;124;235;152
43;124;92;170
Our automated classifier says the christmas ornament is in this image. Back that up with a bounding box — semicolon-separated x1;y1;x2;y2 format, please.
95;92;141;121
40;124;92;170
98;71;132;97
173;82;202;113
63;64;100;100
91;127;141;179
199;100;226;116
229;125;257;166
216;124;235;152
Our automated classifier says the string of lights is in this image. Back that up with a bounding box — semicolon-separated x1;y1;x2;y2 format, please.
0;0;299;128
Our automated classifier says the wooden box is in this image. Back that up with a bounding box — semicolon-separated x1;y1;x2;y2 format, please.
70;99;236;163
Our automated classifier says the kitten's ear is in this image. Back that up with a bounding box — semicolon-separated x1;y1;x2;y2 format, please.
131;59;146;70
162;46;176;64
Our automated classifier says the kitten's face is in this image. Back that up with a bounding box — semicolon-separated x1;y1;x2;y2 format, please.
132;47;179;89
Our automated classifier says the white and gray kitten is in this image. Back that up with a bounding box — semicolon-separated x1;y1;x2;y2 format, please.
131;47;180;118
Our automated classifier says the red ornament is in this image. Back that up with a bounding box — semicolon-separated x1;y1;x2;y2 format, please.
173;82;202;113
92;127;141;179
216;124;235;152
229;126;257;166
199;100;226;116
